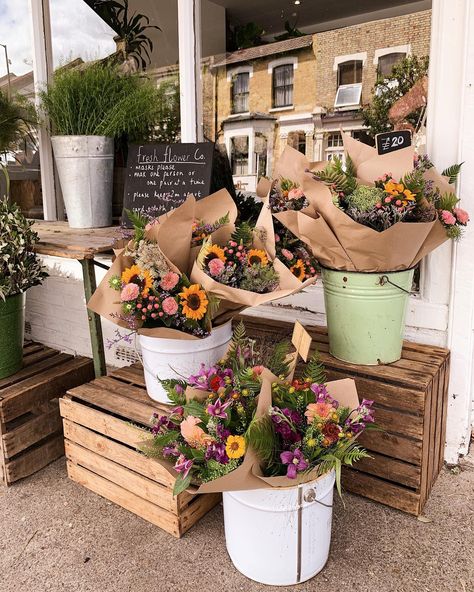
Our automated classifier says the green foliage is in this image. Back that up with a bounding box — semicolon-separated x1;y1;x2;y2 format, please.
274;20;305;41
240;263;280;293
149;78;180;143
87;0;160;69
362;55;429;137
173;472;191;496
266;340;292;378
0;200;47;300
124;208;148;243
245;415;277;465
0;91;37;155
231;222;254;248
437;192;459;212
313;156;358;196
203;293;220;331
40;63;163;140
303;351;327;384
441;163;463;185
316;443;370;497
158;378;187;405
346;185;385;212
234;192;261;225
228;22;266;51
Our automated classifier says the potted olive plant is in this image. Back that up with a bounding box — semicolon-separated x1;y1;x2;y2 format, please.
40;63;162;228
0;199;47;378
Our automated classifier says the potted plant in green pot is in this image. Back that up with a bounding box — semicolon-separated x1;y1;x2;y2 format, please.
0;199;47;378
40;62;161;228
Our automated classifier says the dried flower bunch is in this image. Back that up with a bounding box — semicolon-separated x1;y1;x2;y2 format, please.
269;178;319;281
198;222;280;293
191;212;230;247
0;200;47;300
313;155;468;238
143;323;293;494
108;210;217;337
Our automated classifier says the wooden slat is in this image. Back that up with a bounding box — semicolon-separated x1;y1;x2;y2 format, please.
62;418;176;490
358;430;422;465
0;357;95;423
2;405;62;458
179;493;221;536
5;434;64;484
342;469;421;515
348;452;421;489
110;365;147;388
91;376;154;408
0;352;74;394
65;440;180;513
67;461;181;537
438;357;450;474
370;407;423;440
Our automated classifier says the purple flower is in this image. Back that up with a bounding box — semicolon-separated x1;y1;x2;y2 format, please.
270;407;301;444
205;442;229;464
174;454;193;478
216;422;231;441
346;399;375;434
280;449;309;479
188;364;233;391
207;397;232;419
310;383;339;408
151;414;177;435
163;445;180;458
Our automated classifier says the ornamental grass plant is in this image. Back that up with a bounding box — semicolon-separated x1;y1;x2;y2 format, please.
40;62;162;141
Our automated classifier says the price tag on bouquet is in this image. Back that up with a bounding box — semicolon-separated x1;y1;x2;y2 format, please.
376;130;412;155
292;321;313;362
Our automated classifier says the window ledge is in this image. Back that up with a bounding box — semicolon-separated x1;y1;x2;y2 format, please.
269;105;294;113
228;112;250;118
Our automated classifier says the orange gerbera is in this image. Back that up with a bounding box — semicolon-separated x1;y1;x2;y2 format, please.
121;265;153;296
247;249;268;267
290;259;306;281
179;284;208;320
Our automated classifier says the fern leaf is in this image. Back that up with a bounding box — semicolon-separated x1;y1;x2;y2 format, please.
124;208;149;243
303;351;327;384
231;222;255;247
158;378;187;405
267;340;291;377
345;154;357;179
441;163;463;185
245;415;277;465
437;192;459;212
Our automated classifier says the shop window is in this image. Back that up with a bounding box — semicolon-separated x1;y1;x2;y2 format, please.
325;132;344;161
254;133;268;178
232;72;249;114
287;131;306;155
377;52;406;78
230;136;249;175
335;60;362;108
272;64;294;108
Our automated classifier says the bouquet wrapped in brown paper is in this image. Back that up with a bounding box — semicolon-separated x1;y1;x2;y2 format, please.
273;133;468;272
141;322;374;496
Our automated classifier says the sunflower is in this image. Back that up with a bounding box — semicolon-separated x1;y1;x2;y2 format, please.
205;244;226;264
121;265;153;296
247;249;268;267
290;259;306;281
225;435;246;459
179;284;208;320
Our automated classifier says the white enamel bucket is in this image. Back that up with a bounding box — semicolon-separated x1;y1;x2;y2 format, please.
223;470;335;586
138;321;232;403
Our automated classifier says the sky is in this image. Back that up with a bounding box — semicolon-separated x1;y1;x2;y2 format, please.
0;0;116;78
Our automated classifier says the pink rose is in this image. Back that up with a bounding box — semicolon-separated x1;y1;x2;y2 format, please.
180;416;214;448
120;283;139;301
288;187;304;200
162;296;178;315
453;207;469;225
208;258;225;277
281;248;294;261
160;272;180;291
441;210;456;225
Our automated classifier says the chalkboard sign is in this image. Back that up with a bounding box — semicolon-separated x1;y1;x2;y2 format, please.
122;142;215;222
376;130;412;155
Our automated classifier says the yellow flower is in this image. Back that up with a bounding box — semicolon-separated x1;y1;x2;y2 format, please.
121;265;153;296
179;284;208;320
205;244;226;264
247;249;268;267
290;259;306;281
403;188;416;201
225;435;246;459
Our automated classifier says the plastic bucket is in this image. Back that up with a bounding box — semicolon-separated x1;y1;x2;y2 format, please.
0;292;25;379
138;321;233;403
223;470;335;586
321;267;414;365
52;135;113;229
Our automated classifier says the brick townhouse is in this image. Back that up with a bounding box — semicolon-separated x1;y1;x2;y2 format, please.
152;9;431;192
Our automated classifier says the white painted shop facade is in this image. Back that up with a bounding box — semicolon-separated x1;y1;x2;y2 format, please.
27;0;474;463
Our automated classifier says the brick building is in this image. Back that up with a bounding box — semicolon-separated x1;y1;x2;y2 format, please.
207;9;431;191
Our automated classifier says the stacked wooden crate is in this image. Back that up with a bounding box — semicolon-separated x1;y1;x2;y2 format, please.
0;342;94;485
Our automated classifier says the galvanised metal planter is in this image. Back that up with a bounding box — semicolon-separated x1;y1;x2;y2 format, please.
0;292;26;379
321;267;414;365
51;135;114;229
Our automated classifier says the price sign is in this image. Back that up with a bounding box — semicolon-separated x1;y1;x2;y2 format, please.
376;130;412;155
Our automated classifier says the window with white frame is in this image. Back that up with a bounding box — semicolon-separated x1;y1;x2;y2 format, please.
272;64;294;108
232;72;250;114
230;136;249;175
325;132;344;161
377;52;406;78
335;60;363;108
254;133;268;178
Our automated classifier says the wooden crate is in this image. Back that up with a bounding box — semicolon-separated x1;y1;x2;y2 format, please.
59;367;221;538
0;342;94;485
241;316;450;516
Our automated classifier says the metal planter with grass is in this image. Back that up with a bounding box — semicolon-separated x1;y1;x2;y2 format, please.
0;292;26;379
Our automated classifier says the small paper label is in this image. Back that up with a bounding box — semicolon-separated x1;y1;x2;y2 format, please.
291;321;312;362
375;130;412;155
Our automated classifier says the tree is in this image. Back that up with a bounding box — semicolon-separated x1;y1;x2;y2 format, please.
362;55;429;138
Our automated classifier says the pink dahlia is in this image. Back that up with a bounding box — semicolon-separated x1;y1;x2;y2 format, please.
162;296;178;315
120;283;139;301
281;248;294;261
288;187;304;200
453;207;469;225
208;258;225;277
441;210;456;225
160;271;180;291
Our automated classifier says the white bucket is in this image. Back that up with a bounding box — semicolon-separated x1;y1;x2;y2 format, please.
223;470;335;586
138;321;233;404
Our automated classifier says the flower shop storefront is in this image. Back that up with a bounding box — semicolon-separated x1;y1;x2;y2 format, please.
9;0;472;585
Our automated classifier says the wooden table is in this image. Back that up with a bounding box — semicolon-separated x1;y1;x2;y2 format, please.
34;221;118;378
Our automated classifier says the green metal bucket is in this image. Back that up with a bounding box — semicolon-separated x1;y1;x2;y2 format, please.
0;292;26;379
321;267;414;365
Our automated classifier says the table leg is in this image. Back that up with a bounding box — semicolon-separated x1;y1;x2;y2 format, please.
81;259;107;377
